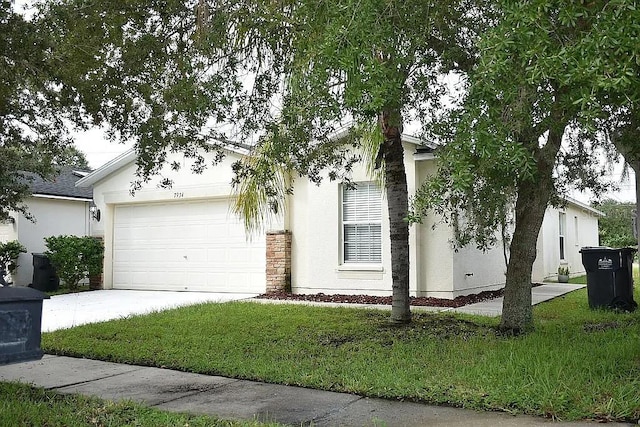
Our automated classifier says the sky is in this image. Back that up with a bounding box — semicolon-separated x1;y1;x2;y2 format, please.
73;128;133;170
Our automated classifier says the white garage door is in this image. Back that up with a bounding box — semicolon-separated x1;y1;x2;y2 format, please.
113;200;265;293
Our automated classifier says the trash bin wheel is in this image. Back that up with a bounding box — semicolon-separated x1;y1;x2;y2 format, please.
610;296;637;312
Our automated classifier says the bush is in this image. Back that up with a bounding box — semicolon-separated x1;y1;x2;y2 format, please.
0;240;27;274
44;236;103;290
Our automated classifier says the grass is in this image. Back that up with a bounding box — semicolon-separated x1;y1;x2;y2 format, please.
0;381;277;427
42;287;640;423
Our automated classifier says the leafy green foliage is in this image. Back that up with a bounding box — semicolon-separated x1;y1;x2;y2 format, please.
44;236;104;290
0;2;94;221
55;145;91;170
0;240;26;274
38;0;484;187
411;0;640;333
594;199;637;248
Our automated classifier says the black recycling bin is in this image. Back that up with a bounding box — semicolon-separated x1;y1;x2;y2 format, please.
0;286;50;364
580;246;637;311
31;253;59;292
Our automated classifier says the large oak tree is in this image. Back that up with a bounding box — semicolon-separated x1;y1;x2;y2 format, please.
413;0;640;333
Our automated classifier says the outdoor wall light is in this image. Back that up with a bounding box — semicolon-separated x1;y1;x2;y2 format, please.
89;202;101;222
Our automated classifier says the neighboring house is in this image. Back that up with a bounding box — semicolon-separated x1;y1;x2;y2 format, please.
77;138;602;298
532;199;603;282
0;169;94;286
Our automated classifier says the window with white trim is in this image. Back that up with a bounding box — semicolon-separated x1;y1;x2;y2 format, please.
342;182;382;263
559;212;566;260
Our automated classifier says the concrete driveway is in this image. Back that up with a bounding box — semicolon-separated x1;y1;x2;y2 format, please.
42;290;258;332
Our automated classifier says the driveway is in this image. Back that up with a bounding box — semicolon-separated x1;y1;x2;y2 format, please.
42;290;258;332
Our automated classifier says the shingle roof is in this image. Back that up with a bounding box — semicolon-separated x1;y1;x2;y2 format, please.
23;168;93;200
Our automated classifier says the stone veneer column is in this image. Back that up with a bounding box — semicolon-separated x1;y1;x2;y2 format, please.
266;230;292;293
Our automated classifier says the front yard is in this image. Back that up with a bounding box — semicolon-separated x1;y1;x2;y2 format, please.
41;286;640;423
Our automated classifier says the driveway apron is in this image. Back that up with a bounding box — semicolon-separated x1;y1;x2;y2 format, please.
42;290;258;331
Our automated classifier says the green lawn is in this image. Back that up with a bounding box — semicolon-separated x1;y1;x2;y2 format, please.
42;287;640;423
0;381;278;427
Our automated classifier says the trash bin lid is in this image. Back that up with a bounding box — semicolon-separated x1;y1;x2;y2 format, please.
0;286;50;302
580;246;614;253
580;246;637;254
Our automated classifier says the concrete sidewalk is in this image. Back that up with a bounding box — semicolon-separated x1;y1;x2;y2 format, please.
0;355;630;427
448;283;586;316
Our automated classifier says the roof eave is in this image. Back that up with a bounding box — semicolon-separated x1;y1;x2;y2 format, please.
564;196;606;217
75;143;252;189
76;150;137;188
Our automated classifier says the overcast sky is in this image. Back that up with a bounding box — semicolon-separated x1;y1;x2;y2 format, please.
73;128;133;170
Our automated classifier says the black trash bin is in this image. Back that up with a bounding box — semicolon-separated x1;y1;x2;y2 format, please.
31;253;59;292
0;286;50;364
579;246;637;311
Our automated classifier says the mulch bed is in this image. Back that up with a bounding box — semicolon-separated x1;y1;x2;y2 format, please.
257;289;501;308
257;283;545;308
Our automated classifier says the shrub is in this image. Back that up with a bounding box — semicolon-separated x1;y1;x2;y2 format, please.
44;236;103;290
0;240;27;274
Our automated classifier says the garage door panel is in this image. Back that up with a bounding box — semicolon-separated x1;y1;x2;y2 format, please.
113;200;265;292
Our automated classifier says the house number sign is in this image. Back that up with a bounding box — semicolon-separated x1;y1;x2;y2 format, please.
173;192;184;199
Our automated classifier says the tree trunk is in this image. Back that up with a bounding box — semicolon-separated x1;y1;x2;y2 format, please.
500;120;566;334
379;109;411;323
500;179;550;333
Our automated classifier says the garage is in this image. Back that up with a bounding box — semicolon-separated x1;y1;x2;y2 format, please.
112;199;265;293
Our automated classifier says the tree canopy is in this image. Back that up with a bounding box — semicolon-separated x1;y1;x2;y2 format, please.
0;1;90;220
39;0;485;323
412;0;640;332
595;199;637;248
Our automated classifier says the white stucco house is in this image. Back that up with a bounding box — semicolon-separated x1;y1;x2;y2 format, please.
0;169;94;286
532;198;603;282
76;138;602;298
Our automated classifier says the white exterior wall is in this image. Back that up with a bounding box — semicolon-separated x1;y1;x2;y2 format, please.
289;160;394;296
0;220;18;243
413;158;507;298
413;158;455;298
90;150;278;290
289;145;509;299
531;202;601;282
451;246;507;297
14;197;91;286
289;142;420;296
